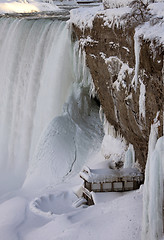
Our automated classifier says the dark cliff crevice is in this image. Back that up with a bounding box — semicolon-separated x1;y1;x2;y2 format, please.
72;9;163;171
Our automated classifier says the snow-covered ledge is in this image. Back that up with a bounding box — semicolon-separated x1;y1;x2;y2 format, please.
103;0;164;9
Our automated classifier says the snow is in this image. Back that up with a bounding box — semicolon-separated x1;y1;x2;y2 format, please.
70;5;103;31
70;4;131;31
97;6;131;28
91;191;125;205
80;164;143;183
149;2;164;19
3;186;142;240
100;53;133;91
0;196;27;240
0;182;143;240
133;3;164;46
135;21;164;47
102;0;132;9
101;134;125;161
30;190;77;217
79;36;98;48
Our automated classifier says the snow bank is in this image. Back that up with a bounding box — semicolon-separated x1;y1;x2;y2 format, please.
25;188;143;240
70;4;130;31
136;21;164;46
0;197;27;240
134;2;164;46
70;5;103;31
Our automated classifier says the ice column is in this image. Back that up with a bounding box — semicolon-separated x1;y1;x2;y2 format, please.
124;144;135;168
139;80;146;120
134;31;141;88
142;120;163;240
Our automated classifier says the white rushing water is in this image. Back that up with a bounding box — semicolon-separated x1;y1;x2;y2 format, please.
0;17;74;193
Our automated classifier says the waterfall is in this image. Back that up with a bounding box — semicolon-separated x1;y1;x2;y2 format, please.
0;17;74;194
0;17;103;194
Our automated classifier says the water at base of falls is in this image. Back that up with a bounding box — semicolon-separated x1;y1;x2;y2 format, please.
0;17;74;194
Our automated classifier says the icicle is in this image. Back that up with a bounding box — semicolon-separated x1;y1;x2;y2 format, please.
139;79;146;121
89;79;96;98
124;144;135;168
133;31;141;88
73;42;93;90
103;115;116;137
99;105;104;123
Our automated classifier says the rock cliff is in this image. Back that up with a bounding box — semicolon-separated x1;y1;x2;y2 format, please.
71;2;164;171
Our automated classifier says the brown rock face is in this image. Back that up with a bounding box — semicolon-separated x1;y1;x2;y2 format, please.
72;15;163;171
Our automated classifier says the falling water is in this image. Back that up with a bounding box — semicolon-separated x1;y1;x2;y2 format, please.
0;17;74;193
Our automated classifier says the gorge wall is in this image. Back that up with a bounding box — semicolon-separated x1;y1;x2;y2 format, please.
71;3;164;171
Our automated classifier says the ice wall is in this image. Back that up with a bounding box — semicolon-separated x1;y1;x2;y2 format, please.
0;17;74;194
142;120;164;240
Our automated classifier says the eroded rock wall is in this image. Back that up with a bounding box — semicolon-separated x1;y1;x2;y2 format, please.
72;10;163;171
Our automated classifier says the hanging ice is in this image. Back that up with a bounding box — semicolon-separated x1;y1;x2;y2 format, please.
124;144;135;168
139;80;146;120
133;31;141;88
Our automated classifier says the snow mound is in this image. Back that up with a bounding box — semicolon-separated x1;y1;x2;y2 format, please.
30;190;77;217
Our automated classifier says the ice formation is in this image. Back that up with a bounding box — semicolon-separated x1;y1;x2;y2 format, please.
142;118;163;240
101;116;126;165
100;54;133;91
134;31;141;88
139;80;146;121
124;144;135;168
